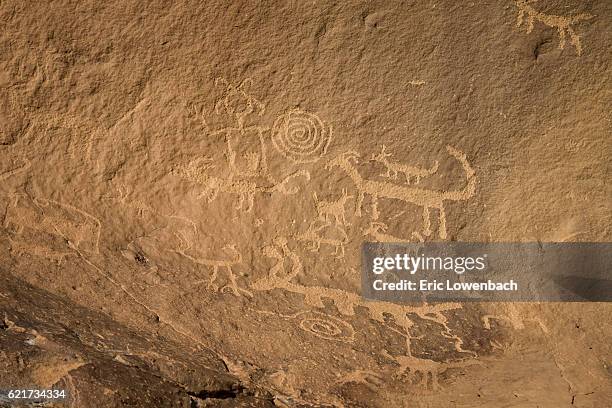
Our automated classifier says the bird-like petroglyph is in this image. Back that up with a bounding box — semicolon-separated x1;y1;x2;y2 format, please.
313;188;352;226
514;0;594;55
271;108;332;164
326;146;476;239
371;145;439;185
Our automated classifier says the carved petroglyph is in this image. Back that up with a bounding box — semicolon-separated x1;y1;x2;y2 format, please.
313;189;352;226
103;183;155;218
7;237;74;265
4;194;102;255
173;157;309;212
173;232;252;297
326;146;476;239
363;221;424;243
253;238;479;383
214;77;265;128
295;220;348;258
515;0;594;55
254;309;355;343
271;108;332;164
336;370;384;391
383;349;482;391
371;145;439;184
0;158;31;183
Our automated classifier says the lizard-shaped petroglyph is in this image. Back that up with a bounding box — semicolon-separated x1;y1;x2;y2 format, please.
173;231;252;297
515;0;594;56
313;188;352;226
371;145;439;184
326;146;476;239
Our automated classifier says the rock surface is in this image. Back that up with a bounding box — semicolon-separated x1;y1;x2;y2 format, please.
0;0;610;406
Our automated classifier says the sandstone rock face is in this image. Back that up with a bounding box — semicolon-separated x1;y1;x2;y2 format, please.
1;0;610;407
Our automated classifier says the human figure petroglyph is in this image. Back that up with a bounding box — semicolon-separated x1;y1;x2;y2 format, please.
371;145;439;184
173;232;251;297
326;146;476;239
515;0;594;56
313;189;352;226
363;221;424;243
271;108;332;164
173;157;310;212
294;220;348;258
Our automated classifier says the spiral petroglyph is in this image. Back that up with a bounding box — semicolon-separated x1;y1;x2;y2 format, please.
296;311;355;343
271;108;332;163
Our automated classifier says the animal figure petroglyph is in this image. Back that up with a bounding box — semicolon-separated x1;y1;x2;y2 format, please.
0;158;31;183
173;157;309;212
4;194;102;254
313;189;352;226
253;238;479;383
382;349;481;391
7;237;74;265
173;232;251;297
326;146;476;239
371;145;439;184
294;220;348;258
515;0;594;56
363;221;424;243
336;370;384;391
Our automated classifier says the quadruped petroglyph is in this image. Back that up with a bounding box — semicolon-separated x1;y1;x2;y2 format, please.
252;237;480;386
326;146;476;239
172;229;252;297
514;0;594;55
4;194;102;256
313;188;352;226
371;145;439;185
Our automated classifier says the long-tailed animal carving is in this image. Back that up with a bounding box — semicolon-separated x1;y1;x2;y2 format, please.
326;146;476;239
371;145;439;184
313;189;352;226
515;0;593;56
173;233;251;297
173;157;310;212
